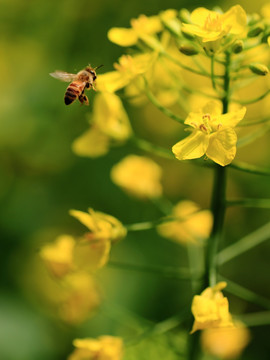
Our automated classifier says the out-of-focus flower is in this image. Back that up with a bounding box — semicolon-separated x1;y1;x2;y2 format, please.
68;336;123;360
172;100;246;166
157;201;212;244
40;235;75;278
72;125;110;158
70;208;127;269
201;322;251;359
191;282;234;333
72;92;132;158
97;53;157;93
182;6;247;52
59;272;100;324
110;155;163;199
107;11;176;48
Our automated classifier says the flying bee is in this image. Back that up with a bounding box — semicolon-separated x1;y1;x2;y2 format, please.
50;65;103;105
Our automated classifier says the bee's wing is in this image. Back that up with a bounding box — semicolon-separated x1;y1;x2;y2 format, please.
49;71;77;82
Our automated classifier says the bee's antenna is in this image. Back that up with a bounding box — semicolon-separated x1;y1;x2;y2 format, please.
94;64;104;71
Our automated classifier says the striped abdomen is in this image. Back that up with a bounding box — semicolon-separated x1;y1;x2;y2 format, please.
64;81;85;105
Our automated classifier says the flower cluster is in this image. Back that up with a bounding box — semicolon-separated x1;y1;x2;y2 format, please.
40;208;126;324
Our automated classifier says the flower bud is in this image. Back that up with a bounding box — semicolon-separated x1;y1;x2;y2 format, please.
249;63;269;76
179;43;199;56
247;24;264;37
232;40;244;54
179;8;190;23
181;27;196;40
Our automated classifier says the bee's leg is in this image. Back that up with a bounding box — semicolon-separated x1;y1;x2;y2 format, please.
79;94;89;105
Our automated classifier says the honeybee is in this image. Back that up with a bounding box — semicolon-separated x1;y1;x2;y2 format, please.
50;65;103;105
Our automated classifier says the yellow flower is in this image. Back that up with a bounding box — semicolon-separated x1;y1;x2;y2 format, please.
72;125;110;158
191;282;234;333
97;53;157;93
108;13;164;47
68;336;123;360
70;208;127;269
59;272;100;324
172;101;246;166
110;155;163;199
40;235;75;278
182;6;247;52
157;201;213;244
72;92;132;158
201;322;251;359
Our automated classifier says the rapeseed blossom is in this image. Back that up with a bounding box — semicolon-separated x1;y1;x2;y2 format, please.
40;235;75;278
110;155;163;199
72;92;132;158
191;282;234;333
201;322;251;359
172;101;246;166
157;201;213;244
70;208;126;269
182;5;247;52
68;336;123;360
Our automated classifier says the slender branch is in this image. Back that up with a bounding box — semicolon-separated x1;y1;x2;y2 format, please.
226;198;270;209
229;160;270;176
163;52;224;78
130;136;174;159
143;78;185;125
108;260;201;280
210;55;217;90
217;221;270;265
219;275;270;310
237;311;270;327
231;89;270;105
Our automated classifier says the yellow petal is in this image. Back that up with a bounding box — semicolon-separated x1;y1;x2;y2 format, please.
190;8;216;27
107;27;138;46
97;71;130;93
172;130;209;160
206;128;237;166
40;235;75;278
92;92;132;141
70;209;98;232
217;107;246;128
222;5;247;35
72;126;109;158
202;100;223;117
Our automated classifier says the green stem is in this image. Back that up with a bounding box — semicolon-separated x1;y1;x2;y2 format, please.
130;136;174;159
144;78;185;124
226;198;270;209
229;160;270;176
108;260;200;280
205;165;227;287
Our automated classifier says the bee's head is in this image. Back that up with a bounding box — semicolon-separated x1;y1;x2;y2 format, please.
85;66;97;80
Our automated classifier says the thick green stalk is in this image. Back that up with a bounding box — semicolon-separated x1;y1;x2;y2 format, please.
188;52;231;360
205;51;231;287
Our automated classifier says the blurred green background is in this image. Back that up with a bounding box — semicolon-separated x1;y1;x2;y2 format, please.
1;0;270;359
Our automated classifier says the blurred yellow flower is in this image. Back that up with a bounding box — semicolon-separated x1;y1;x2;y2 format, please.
70;208;127;269
72;92;132;158
201;322;251;359
110;155;163;199
59;272;100;324
68;336;123;360
40;235;75;278
72;125;110;158
182;6;247;52
191;282;234;333
157;201;213;244
108;13;165;47
97;53;157;93
172;100;246;166
91;92;132;141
